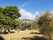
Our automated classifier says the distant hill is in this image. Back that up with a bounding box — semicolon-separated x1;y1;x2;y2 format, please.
19;19;34;23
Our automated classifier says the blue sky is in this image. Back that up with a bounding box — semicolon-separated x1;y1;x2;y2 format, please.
0;0;53;20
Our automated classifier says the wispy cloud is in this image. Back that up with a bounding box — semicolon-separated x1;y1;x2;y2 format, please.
19;0;31;9
19;2;27;9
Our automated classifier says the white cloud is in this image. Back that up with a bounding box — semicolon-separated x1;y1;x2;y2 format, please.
51;11;53;13
19;9;39;20
34;11;40;19
19;9;34;20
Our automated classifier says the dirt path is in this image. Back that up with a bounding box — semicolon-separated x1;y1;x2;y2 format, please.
0;30;43;40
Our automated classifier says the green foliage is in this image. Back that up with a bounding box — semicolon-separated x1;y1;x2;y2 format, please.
3;6;21;19
20;22;32;30
0;6;21;30
32;21;38;29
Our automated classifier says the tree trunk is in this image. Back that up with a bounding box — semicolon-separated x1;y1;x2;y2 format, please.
8;29;10;33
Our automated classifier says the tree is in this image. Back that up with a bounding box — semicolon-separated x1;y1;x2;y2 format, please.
0;6;21;32
37;11;53;40
3;6;21;19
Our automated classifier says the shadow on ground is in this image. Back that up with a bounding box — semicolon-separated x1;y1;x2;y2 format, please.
0;36;4;40
22;36;47;40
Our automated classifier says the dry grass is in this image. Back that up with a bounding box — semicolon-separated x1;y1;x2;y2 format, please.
0;30;43;40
